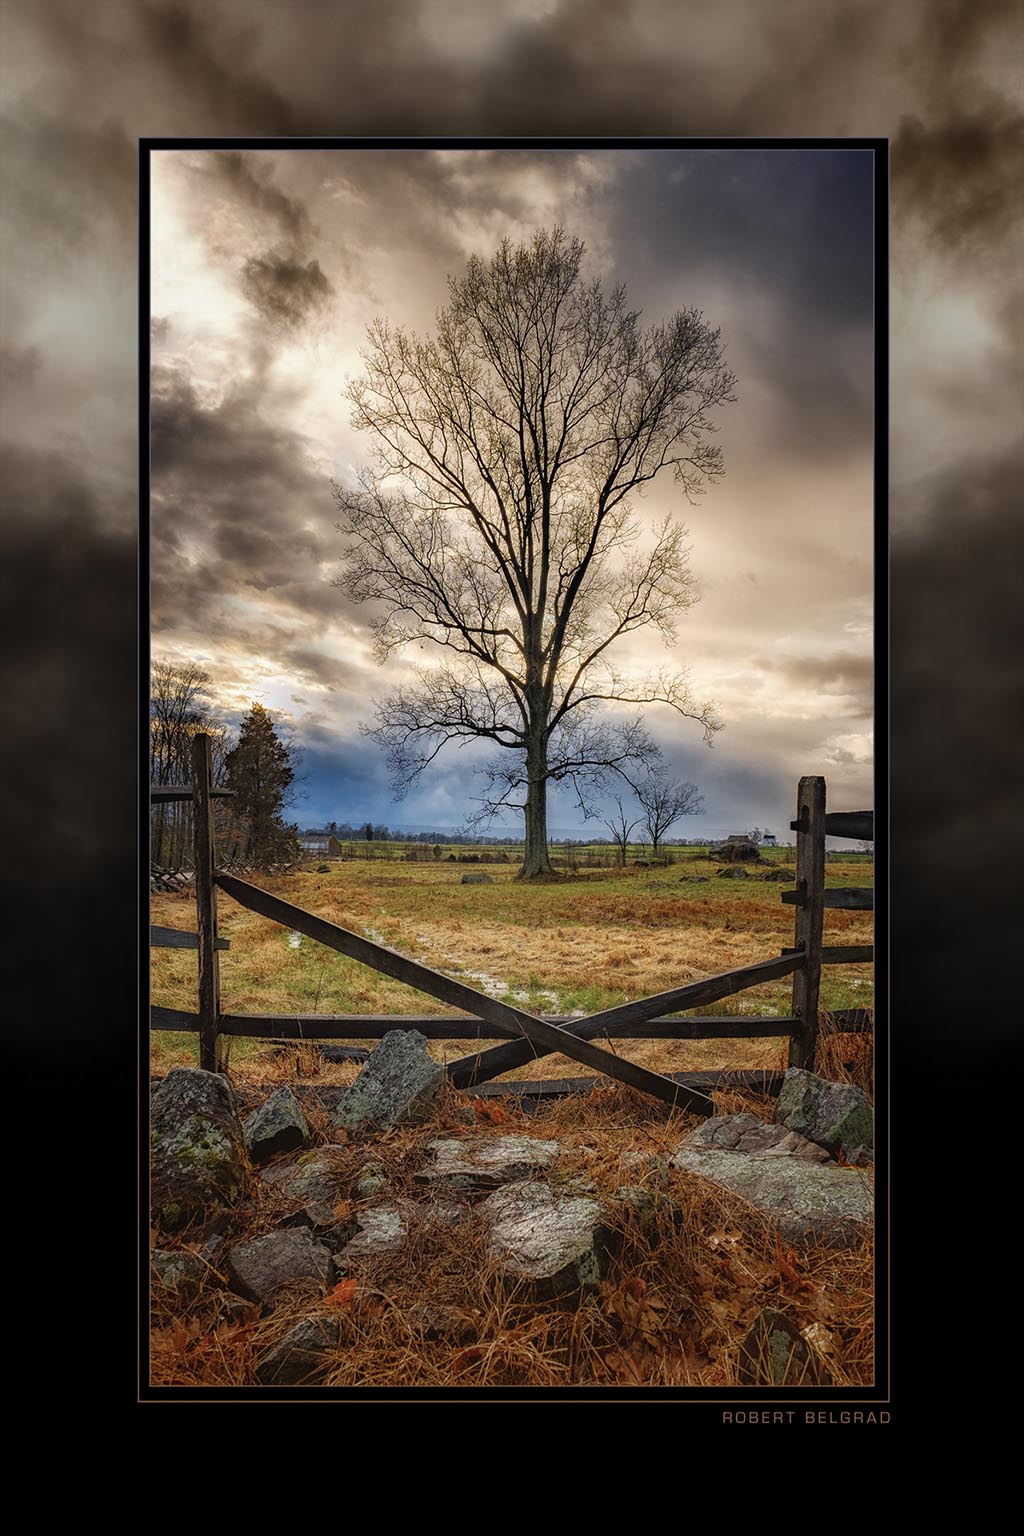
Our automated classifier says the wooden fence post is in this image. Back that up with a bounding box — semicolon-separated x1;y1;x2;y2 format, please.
789;775;826;1071
191;732;225;1073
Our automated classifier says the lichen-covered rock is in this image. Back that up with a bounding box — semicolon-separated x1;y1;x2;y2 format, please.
333;1207;409;1268
243;1087;310;1165
255;1314;340;1385
354;1164;389;1200
330;1030;444;1135
416;1135;562;1193
669;1137;871;1248
260;1146;351;1205
226;1229;333;1306
151;1067;249;1232
481;1181;605;1298
687;1113;831;1162
460;873;493;884
775;1069;873;1162
738;1307;830;1385
151;1248;214;1300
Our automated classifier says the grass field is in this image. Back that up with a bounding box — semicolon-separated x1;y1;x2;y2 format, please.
150;850;873;1082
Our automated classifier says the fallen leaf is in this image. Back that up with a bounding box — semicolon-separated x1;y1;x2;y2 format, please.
324;1278;359;1310
452;1345;485;1373
332;1201;351;1222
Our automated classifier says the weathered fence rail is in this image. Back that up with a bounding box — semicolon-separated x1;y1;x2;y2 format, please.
150;746;874;1102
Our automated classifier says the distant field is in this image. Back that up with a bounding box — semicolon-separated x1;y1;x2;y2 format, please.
151;852;873;1082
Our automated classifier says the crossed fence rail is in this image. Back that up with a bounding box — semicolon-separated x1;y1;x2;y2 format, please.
150;735;874;1112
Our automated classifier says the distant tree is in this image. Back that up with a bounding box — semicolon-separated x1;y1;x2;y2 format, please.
150;659;229;867
327;820;338;836
600;793;641;867
858;839;874;858
224;702;299;869
635;769;704;857
364;823;374;841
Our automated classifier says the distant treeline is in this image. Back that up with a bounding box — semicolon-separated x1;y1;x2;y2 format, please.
301;822;794;850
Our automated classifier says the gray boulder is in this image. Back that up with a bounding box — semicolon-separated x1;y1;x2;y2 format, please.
416;1135;562;1193
330;1030;444;1135
460;873;493;885
670;1122;872;1248
151;1067;249;1232
334;1206;409;1269
255;1314;340;1385
226;1229;333;1306
261;1146;351;1204
243;1086;311;1164
354;1163;389;1200
481;1181;605;1298
687;1113;831;1162
151;1248;213;1300
775;1069;873;1162
738;1307;829;1385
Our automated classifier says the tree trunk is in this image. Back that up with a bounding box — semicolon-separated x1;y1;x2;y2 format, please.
520;729;553;878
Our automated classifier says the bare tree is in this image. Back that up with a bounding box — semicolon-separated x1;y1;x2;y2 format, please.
601;793;641;867
150;659;229;867
635;769;704;858
333;228;735;877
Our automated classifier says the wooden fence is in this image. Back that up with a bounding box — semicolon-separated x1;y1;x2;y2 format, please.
150;737;874;1110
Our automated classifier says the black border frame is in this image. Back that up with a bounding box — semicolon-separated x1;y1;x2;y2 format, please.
139;136;889;1412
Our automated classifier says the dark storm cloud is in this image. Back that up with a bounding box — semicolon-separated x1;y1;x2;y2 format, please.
763;650;874;706
149;362;362;683
135;1;309;134
0;443;136;1064
240;251;334;330
893;108;1024;253
210;150;314;245
892;439;1024;1051
603;150;875;464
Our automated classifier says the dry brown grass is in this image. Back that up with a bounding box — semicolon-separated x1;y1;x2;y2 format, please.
150;1072;874;1390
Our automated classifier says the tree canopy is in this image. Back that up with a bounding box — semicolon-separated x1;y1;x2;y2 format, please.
334;228;735;875
224;702;299;869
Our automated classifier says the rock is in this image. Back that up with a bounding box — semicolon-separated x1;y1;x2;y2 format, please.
330;1030;444;1135
680;875;710;883
255;1314;340;1385
355;1164;389;1200
717;866;748;878
334;1207;409;1268
460;873;493;885
481;1181;605;1297
275;1200;337;1232
686;1113;831;1162
775;1069;874;1161
669;1132;871;1248
151;1249;213;1300
316;864;331;873
151;1067;249;1232
226;1229;333;1306
738;1307;830;1385
243;1086;311;1165
416;1135;562;1193
261;1146;351;1204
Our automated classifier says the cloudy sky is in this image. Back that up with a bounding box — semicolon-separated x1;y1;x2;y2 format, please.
2;0;1020;1041
150;145;876;838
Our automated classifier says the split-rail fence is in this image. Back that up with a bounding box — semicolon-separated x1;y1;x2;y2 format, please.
150;735;874;1114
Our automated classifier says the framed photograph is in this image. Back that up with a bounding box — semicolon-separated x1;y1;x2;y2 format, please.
144;139;884;1402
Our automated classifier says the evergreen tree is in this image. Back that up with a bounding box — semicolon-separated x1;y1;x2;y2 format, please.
224;702;299;869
